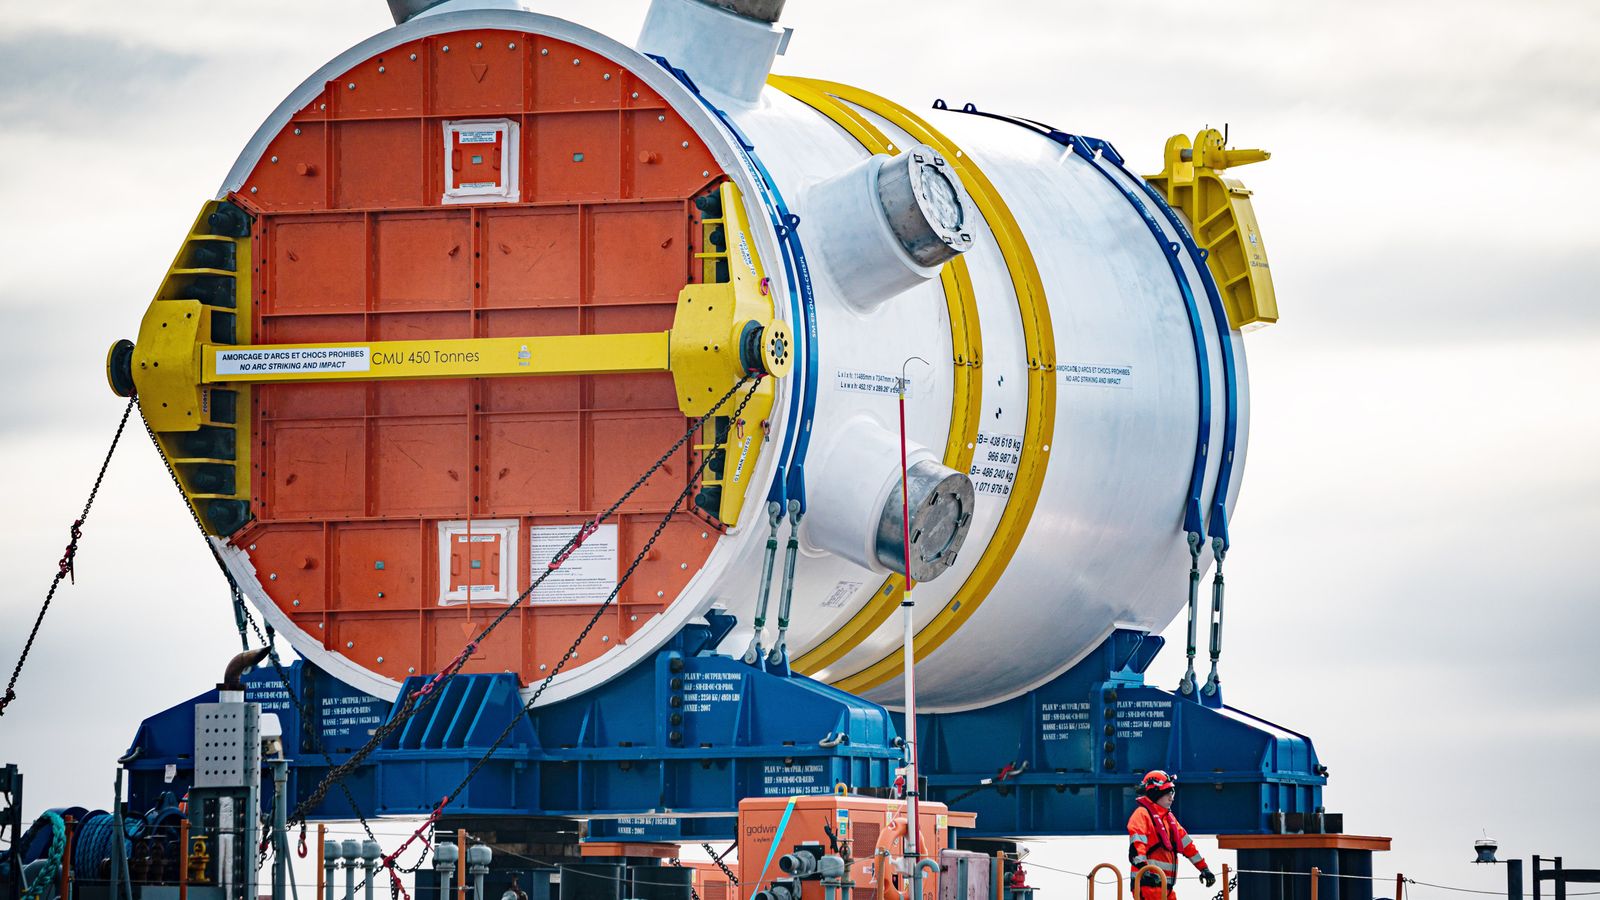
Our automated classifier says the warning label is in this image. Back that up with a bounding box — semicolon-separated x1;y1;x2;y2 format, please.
820;580;863;609
216;346;370;375
529;524;619;604
1058;362;1133;389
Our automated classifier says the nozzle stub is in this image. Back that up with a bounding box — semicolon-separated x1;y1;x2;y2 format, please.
876;145;974;268
875;459;975;582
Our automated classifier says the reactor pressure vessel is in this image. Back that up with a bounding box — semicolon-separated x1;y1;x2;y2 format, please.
110;0;1274;713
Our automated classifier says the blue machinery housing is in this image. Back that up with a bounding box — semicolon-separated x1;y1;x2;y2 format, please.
124;616;1324;841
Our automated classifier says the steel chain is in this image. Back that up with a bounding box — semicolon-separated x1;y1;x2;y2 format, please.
422;378;763;819
667;857;702;900
325;375;758;899
1210;873;1237;900
704;842;739;885
289;374;758;827
1;396;137;719
140;408;387;852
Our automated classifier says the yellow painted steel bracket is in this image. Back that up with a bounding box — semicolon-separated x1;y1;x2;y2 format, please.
109;183;790;530
106;199;256;536
1145;128;1278;330
773;78;1056;693
768;74;985;676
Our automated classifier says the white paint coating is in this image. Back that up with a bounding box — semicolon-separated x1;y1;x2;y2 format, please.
222;6;1247;713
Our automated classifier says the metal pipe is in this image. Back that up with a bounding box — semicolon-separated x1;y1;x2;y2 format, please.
61;815;74;900
386;0;451;25
343;841;359;900
222;647;271;691
1087;863;1123;900
316;825;326;900
897;358;926;900
1310;866;1320;900
1221;864;1230;900
272;761;289;900
456;830;467;900
1509;860;1525;900
363;842;381;900
112;767;134;900
702;0;786;23
324;840;339;900
179;818;190;900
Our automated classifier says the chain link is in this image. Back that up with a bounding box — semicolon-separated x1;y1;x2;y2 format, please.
140;408;386;851
346;378;760;900
289;374;758;827
423;379;763;819
704;842;739;886
1210;873;1237;900
1;396;137;719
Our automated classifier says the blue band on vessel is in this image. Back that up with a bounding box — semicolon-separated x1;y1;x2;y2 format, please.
650;56;820;516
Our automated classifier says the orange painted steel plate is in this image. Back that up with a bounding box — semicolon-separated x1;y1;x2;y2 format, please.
229;28;726;688
1216;835;1393;851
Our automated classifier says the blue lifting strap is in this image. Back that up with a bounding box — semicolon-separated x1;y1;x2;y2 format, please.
930;101;1239;549
650;57;820;518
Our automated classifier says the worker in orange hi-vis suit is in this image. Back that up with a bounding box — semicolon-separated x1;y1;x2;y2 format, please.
1127;770;1218;900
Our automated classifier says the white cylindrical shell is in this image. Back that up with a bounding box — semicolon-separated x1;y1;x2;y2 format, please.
223;8;1248;713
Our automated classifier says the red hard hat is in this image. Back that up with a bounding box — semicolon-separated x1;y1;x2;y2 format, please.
1140;770;1176;794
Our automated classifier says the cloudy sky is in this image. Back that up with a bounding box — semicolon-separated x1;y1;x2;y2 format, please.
2;0;1598;896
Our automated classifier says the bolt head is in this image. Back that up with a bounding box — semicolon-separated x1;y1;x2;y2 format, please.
268;572;277;579
346;641;354;648
475;41;483;49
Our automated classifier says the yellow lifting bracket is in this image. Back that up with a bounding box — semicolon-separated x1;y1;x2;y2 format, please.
1145;129;1278;330
110;183;791;530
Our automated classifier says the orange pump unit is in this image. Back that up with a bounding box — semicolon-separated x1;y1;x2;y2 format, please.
737;796;974;900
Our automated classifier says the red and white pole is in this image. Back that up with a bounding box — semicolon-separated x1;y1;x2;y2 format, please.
897;356;927;896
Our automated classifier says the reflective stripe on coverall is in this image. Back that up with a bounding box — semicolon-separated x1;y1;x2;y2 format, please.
1127;796;1210;900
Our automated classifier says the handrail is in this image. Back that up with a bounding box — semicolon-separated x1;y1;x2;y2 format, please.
1134;864;1169;898
1087;863;1124;900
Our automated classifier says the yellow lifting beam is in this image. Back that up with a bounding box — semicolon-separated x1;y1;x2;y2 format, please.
1145;128;1277;330
113;183;790;531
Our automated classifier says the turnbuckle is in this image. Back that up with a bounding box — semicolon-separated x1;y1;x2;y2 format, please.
768;499;803;665
1202;536;1226;697
1178;531;1202;696
743;501;784;664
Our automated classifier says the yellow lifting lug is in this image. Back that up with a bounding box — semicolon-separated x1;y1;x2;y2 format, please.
669;181;792;417
1146;128;1278;331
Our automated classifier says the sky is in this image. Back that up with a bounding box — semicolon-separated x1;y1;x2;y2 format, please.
2;0;1599;897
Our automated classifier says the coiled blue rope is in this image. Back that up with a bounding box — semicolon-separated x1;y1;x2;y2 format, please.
21;810;64;900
